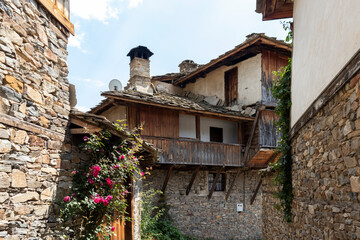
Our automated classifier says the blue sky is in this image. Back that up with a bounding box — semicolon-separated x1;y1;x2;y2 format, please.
68;0;289;112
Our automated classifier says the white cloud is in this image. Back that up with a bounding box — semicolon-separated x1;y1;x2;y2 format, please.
69;32;85;48
70;0;143;22
76;105;91;112
129;0;143;8
70;0;120;22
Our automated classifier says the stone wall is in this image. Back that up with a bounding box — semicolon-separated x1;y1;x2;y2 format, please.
262;73;360;239
140;169;263;240
0;0;72;238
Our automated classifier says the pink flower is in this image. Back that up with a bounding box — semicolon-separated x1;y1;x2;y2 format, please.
106;178;112;186
106;195;113;201
114;165;120;169
122;190;128;196
88;178;94;184
94;197;104;204
91;165;101;177
72;171;76;174
140;172;145;177
83;136;88;141
119;155;125;160
103;200;109;206
63;196;71;202
111;226;115;232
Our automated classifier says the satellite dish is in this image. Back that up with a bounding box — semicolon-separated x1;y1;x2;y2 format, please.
108;79;122;91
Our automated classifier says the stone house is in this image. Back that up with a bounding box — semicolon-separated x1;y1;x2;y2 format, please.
0;0;76;238
90;34;291;239
256;0;360;239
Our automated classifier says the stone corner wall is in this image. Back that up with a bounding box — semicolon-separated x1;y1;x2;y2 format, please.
0;0;74;238
262;73;360;239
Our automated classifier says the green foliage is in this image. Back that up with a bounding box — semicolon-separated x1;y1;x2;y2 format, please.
140;190;198;240
271;21;293;222
59;124;149;239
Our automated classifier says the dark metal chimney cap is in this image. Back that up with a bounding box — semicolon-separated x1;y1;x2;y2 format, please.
127;46;154;61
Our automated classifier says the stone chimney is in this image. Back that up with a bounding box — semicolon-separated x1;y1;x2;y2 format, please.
126;46;153;92
179;60;198;74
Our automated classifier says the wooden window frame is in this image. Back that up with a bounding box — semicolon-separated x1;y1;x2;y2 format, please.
37;0;74;35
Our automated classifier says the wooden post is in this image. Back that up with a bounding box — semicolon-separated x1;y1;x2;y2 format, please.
186;166;200;195
208;167;222;200
161;165;174;193
196;116;200;140
250;178;263;205
226;110;260;201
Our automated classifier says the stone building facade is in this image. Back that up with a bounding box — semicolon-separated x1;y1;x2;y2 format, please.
0;0;74;238
262;72;360;240
138;169;263;240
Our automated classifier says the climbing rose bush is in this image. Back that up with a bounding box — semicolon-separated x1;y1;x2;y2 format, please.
60;129;149;239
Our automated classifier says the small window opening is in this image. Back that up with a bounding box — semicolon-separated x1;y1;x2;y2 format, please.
208;173;226;191
210;127;223;143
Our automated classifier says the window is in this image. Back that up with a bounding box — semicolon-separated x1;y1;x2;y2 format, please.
38;0;74;35
210;127;223;143
225;67;238;106
208;173;226;191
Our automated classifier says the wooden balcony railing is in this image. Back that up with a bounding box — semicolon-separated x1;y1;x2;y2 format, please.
142;136;245;167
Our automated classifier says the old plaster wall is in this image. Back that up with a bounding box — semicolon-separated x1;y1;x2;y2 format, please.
141;169;263;240
291;0;360;126
179;113;196;139
0;0;73;238
101;105;127;123
262;74;360;239
199;116;238;144
184;54;262;107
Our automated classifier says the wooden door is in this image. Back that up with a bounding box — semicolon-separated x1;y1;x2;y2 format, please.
225;68;238;106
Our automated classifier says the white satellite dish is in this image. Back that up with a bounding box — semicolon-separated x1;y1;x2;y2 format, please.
108;79;122;91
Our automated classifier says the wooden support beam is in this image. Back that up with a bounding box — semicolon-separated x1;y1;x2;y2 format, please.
225;168;242;201
208;167;222;200
0;113;64;141
250;178;263;205
70;128;101;135
196;116;200;140
226;111;260;201
186;166;200;195
161;165;174;193
244;110;260;163
238;121;243;145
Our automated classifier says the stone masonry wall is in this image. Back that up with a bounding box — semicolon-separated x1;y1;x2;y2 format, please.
141;169;263;240
262;73;360;239
0;0;72;238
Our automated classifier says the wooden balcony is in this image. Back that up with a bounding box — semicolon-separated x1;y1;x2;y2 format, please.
142;136;245;167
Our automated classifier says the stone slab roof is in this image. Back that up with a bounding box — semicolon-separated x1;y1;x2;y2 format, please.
70;110;158;156
92;90;254;121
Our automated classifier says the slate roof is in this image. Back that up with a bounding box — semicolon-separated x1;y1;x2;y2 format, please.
92;90;254;120
70;110;158;155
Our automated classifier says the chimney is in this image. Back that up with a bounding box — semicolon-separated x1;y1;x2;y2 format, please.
126;46;153;91
179;60;198;74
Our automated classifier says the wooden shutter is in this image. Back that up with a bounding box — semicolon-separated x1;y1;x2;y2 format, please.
225;68;238;106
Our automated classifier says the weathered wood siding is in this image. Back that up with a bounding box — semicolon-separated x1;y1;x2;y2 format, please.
139;106;179;138
261;50;289;105
143;137;244;167
258;109;279;147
